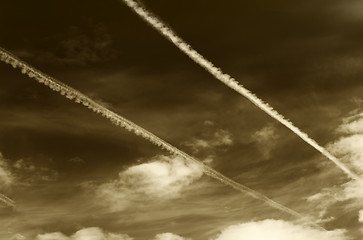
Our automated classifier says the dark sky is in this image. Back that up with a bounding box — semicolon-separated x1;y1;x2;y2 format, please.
0;0;362;239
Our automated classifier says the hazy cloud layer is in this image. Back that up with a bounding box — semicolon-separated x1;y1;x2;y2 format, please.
95;155;203;211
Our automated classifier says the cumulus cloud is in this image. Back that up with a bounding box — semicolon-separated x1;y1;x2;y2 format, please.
95;155;203;211
0;153;14;188
212;219;348;240
153;233;189;240
36;227;132;240
36;232;69;240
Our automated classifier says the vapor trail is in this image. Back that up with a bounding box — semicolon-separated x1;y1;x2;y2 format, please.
120;0;360;181
0;47;321;228
0;193;15;207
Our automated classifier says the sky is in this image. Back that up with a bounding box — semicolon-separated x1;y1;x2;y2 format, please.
0;0;362;239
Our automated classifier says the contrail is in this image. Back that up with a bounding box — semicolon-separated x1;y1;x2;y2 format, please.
0;47;321;228
120;0;360;181
0;193;15;207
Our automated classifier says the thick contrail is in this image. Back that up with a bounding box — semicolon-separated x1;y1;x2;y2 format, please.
120;0;360;181
0;193;15;207
0;47;321;228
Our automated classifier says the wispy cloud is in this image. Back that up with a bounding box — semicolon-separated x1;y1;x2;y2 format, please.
13;23;115;67
251;123;279;158
212;219;348;240
0;47;312;220
95;155;203;211
120;0;360;180
0;153;15;207
307;111;363;222
12;159;59;184
0;153;14;188
10;234;26;240
183;121;233;163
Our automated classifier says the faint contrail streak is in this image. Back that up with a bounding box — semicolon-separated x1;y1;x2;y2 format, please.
120;0;360;181
0;193;15;207
0;47;321;228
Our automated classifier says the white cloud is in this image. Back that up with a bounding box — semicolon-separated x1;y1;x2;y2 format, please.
307;112;363;220
330;112;363;173
36;232;69;240
0;153;14;188
359;210;363;222
36;227;132;240
96;155;203;211
153;233;189;240
212;219;348;240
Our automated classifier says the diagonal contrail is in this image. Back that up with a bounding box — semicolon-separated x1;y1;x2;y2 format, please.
0;193;15;207
120;0;360;181
0;47;322;228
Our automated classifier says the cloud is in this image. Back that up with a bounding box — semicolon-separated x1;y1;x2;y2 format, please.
251;123;279;158
95;155;203;211
359;210;363;223
12;159;59;183
153;233;189;240
307;111;363;220
14;23;115;67
10;234;26;240
36;232;69;240
0;153;14;188
36;227;132;240
212;219;348;240
183;122;233;164
184;128;233;154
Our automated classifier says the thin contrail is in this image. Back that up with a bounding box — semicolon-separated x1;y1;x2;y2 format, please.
120;0;360;181
0;193;15;207
0;47;321;228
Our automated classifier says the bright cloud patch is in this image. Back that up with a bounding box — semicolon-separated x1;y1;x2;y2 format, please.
329;112;363;174
213;219;348;240
359;210;363;222
0;153;14;188
36;227;132;240
153;233;189;240
308;112;363;220
96;155;203;211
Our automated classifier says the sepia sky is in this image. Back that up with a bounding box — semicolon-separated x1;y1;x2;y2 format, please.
0;0;363;239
